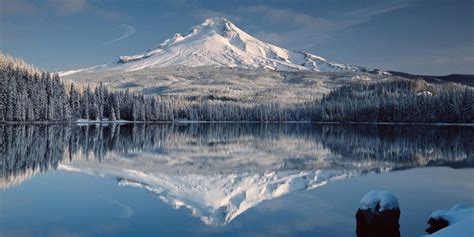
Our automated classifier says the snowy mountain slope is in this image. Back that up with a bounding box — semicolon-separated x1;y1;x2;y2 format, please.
61;17;382;75
61;66;389;104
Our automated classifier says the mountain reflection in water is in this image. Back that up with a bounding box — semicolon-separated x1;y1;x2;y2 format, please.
1;123;473;225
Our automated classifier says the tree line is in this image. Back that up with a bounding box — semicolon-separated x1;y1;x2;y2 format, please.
314;79;474;123
1;53;473;123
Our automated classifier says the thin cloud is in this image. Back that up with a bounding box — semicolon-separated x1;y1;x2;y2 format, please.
234;3;412;50
192;8;241;23
239;5;334;31
49;0;89;15
240;3;411;33
1;0;39;16
3;0;125;20
342;3;412;28
103;24;136;45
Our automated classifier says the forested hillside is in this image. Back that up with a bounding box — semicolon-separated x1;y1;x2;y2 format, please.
314;79;474;123
1;53;473;123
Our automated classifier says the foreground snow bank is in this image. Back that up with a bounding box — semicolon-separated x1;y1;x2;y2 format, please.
425;204;474;237
360;189;399;212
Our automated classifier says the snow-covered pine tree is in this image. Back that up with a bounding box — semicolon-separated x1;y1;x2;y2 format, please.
69;84;81;119
110;107;117;121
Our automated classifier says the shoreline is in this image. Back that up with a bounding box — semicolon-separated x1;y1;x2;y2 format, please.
1;120;473;126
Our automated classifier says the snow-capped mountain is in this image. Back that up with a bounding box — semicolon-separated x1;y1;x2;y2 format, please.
61;17;379;76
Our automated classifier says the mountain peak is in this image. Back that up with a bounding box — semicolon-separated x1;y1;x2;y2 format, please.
188;16;241;38
62;17;378;75
201;16;232;26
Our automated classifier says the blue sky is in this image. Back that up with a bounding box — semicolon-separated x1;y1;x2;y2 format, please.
1;0;473;75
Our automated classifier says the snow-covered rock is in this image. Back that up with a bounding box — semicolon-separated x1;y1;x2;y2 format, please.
360;189;399;212
425;204;474;237
60;17;381;75
356;190;400;237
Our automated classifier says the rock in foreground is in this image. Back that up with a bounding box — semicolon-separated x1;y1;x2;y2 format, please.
425;204;474;237
356;190;400;237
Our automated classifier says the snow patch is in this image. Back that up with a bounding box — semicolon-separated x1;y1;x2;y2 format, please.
417;91;433;96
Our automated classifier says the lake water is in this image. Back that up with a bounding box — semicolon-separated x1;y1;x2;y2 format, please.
1;123;473;237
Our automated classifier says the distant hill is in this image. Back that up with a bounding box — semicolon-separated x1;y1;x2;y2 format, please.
389;71;474;86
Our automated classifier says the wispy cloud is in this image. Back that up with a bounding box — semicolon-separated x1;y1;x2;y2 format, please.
234;3;412;50
103;24;136;45
239;5;335;31
49;0;89;15
1;0;39;16
243;3;411;32
193;8;226;19
2;0;125;20
341;3;412;28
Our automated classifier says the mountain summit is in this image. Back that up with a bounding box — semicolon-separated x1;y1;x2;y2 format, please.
62;17;378;75
115;17;364;72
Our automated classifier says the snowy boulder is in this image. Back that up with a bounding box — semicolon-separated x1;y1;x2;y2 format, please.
425;204;474;237
356;190;400;237
360;189;399;212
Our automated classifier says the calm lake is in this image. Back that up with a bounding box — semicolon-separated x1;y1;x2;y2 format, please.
1;123;473;237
